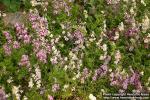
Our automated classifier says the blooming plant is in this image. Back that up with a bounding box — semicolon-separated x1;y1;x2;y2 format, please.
0;0;150;100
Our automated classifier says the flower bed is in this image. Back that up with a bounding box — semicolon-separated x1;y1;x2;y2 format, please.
0;0;150;100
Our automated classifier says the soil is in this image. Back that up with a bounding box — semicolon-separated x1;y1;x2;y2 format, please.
0;3;6;11
2;12;27;27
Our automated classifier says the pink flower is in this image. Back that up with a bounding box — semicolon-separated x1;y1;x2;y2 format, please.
110;80;118;86
15;23;31;44
32;39;41;52
29;13;48;37
19;55;30;67
23;34;31;44
46;44;52;54
50;57;58;65
52;84;60;92
3;43;11;55
48;95;54;100
122;79;129;90
92;76;97;81
13;41;20;49
36;49;47;63
73;30;84;44
3;31;12;44
3;31;12;40
0;88;6;100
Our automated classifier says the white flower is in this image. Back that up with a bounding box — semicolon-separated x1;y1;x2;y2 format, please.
69;51;73;57
64;65;68;70
72;54;78;60
142;15;150;32
51;39;55;44
148;77;150;82
7;77;13;83
64;57;68;61
147;33;150;38
101;89;105;93
141;0;146;6
23;96;28;100
52;46;56;51
114;32;119;40
28;78;34;88
76;72;81;78
148;87;150;91
114;50;121;64
12;86;20;100
101;44;107;52
123;0;128;2
53;49;58;54
64;36;69;41
103;20;107;32
130;7;134;15
62;31;66;34
140;71;144;75
118;22;124;31
89;94;96;100
63;84;69;91
49;34;53;38
2;13;6;17
84;10;88;18
60;24;65;29
109;68;112;72
35;66;41;88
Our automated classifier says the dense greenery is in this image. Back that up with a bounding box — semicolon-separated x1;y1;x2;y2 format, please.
0;0;150;100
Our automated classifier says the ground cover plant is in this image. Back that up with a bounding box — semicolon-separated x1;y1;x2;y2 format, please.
0;0;150;100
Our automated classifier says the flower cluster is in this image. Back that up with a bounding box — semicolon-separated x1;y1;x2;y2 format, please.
28;11;52;63
110;67;143;92
2;31;12;55
80;68;90;83
3;43;12;55
92;65;108;81
106;0;120;5
52;84;60;92
19;55;30;67
52;0;72;15
29;12;48;37
15;23;31;44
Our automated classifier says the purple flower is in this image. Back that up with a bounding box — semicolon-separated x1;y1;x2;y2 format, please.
125;28;138;37
109;68;143;92
92;65;108;81
106;28;117;41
